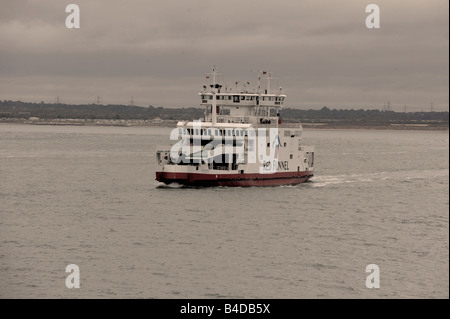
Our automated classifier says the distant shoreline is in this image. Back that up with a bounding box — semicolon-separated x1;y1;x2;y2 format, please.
0;119;448;131
1;101;447;131
300;123;449;131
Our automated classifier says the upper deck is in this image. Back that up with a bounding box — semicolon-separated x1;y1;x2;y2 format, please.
199;68;287;125
199;92;286;108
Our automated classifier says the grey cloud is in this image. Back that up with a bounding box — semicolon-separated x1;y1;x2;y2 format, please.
0;0;448;111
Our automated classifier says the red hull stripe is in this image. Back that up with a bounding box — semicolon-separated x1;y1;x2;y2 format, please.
155;171;313;187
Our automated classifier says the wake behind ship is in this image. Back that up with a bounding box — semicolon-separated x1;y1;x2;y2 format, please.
155;68;314;187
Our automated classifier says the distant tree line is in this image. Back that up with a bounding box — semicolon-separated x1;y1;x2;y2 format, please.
0;100;203;121
280;107;449;125
0;100;448;125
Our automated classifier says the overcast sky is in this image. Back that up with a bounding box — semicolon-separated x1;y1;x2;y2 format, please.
0;0;448;111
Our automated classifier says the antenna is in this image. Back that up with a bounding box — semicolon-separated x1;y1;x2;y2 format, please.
96;96;101;104
262;71;278;95
206;66;223;126
56;96;60;104
251;70;264;94
206;66;223;91
130;96;134;106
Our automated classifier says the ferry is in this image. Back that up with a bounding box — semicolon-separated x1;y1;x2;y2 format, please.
155;68;314;186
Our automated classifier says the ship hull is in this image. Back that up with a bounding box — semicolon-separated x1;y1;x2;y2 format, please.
155;171;313;187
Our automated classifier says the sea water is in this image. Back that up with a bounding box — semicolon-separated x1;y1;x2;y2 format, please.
0;124;448;298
